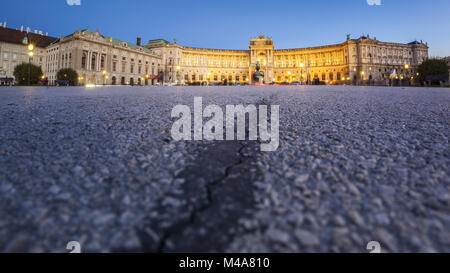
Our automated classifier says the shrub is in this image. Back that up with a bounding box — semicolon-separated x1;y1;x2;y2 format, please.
57;68;79;86
13;63;43;85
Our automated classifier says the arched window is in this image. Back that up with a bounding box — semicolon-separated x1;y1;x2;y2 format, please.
101;55;105;70
91;54;96;71
81;53;87;69
329;73;334;81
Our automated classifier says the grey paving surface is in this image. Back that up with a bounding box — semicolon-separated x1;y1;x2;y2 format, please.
0;85;449;253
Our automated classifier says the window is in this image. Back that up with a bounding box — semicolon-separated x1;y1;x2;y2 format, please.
122;62;126;73
101;55;105;70
113;62;117;72
91;54;96;70
130;65;134;74
81;53;87;69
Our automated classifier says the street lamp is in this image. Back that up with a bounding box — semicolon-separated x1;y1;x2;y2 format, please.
102;70;107;85
27;44;34;86
300;63;305;83
176;66;181;84
404;64;411;85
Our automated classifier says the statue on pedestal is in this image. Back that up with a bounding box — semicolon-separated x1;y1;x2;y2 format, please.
253;61;264;83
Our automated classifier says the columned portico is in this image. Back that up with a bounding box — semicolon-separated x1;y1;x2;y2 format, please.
249;35;274;83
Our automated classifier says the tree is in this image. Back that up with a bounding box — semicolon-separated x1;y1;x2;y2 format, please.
417;59;449;83
13;63;43;85
57;68;79;86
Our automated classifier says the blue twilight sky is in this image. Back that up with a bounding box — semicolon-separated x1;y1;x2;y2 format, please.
1;0;449;56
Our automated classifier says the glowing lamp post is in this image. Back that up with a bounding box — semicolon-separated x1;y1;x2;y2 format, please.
300;63;305;83
102;70;107;85
176;66;181;84
27;44;34;86
404;64;410;85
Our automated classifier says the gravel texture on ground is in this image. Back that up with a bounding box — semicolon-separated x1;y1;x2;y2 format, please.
0;85;448;253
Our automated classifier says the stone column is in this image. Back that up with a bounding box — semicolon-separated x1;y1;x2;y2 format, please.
97;53;101;72
87;51;91;71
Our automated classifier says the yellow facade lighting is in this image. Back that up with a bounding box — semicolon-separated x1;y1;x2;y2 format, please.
28;44;34;51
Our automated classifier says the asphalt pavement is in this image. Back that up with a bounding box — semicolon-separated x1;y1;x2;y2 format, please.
0;85;448;253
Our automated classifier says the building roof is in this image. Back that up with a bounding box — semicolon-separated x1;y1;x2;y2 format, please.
0;27;58;48
145;39;172;47
72;28;157;55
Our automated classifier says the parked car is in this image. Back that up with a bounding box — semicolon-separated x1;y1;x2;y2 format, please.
55;80;70;86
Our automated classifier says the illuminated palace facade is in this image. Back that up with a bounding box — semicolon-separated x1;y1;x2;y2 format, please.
146;34;428;85
3;26;427;85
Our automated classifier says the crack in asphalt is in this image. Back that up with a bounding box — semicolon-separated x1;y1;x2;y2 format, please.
156;141;252;253
131;140;260;253
130;97;274;253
